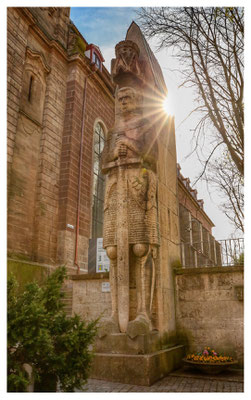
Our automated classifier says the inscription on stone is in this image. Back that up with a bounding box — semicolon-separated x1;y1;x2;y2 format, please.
102;282;111;293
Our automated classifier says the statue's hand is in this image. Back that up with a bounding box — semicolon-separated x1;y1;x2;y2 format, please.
118;143;127;157
114;141;127;159
114;135;127;158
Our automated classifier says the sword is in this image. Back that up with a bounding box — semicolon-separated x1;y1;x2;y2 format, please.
116;144;129;333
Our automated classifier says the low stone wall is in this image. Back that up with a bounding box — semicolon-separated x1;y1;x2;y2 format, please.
71;272;111;321
174;266;244;365
70;267;244;365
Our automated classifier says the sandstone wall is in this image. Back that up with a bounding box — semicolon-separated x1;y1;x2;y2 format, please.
7;8;114;273
71;273;110;321
174;266;244;365
71;266;243;365
7;8;70;264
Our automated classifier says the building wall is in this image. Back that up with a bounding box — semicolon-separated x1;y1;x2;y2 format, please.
7;7;114;273
177;168;222;267
174;266;244;365
7;7;219;275
178;181;213;235
71;273;110;321
57;58;114;273
70;265;244;365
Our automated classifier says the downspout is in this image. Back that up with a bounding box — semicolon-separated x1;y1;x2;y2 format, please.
74;68;97;274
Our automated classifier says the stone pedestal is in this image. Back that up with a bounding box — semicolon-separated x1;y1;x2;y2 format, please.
91;332;185;385
90;344;185;386
95;331;160;355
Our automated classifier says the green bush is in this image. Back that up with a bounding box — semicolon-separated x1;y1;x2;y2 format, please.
7;266;98;392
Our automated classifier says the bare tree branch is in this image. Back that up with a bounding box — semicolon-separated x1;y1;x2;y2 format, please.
137;6;244;176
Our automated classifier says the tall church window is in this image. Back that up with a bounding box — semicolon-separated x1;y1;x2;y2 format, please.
92;122;105;238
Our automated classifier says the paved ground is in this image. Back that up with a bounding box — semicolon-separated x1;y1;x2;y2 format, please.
80;368;244;393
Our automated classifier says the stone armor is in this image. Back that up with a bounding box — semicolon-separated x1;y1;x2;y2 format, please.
102;119;160;248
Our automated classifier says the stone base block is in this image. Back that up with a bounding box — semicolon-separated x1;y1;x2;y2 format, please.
90;345;185;386
95;331;160;355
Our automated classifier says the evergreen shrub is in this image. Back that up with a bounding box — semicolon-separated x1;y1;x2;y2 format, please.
7;266;98;392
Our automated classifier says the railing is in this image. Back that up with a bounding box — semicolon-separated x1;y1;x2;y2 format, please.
180;238;244;268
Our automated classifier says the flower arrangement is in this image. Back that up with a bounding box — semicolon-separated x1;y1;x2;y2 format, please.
185;347;234;364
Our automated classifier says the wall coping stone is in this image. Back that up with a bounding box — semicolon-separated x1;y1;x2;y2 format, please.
70;272;109;281
174;265;244;275
70;266;244;280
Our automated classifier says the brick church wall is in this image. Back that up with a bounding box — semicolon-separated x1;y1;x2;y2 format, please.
7;8;29;183
57;59;114;273
7;7;114;272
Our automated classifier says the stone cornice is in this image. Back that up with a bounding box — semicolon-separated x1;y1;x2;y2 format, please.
68;54;115;100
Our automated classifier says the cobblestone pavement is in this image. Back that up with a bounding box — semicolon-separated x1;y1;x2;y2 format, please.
80;368;244;393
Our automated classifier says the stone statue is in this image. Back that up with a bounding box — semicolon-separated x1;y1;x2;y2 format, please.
101;80;160;335
90;28;183;385
111;40;143;85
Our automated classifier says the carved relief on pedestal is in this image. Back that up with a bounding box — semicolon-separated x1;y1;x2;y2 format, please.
100;41;160;336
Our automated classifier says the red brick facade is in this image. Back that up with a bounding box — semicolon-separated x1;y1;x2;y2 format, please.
7;7;114;273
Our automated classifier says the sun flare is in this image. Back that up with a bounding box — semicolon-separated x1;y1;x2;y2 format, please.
162;96;170;114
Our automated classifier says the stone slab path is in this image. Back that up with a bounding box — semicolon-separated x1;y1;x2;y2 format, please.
80;368;244;393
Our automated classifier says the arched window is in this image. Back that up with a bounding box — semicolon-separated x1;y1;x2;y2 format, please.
92;122;105;238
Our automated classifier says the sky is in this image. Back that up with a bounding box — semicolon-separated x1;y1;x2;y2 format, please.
70;6;241;240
